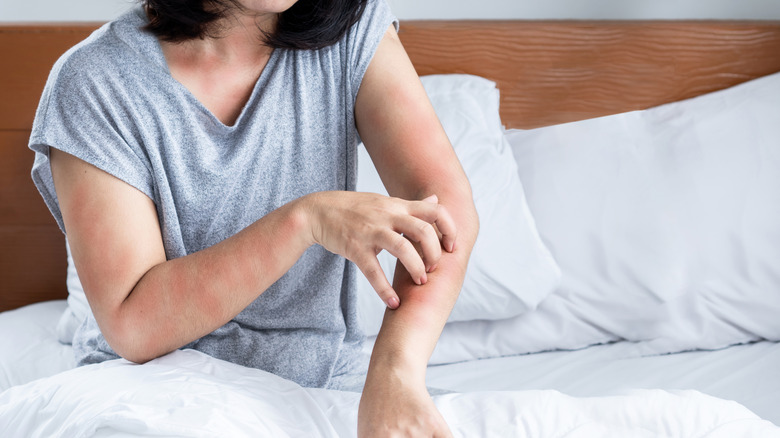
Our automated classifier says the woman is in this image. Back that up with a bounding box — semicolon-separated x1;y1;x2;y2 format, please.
30;0;478;435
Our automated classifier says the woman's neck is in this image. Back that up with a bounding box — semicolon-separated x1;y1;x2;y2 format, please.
158;11;277;126
164;9;276;68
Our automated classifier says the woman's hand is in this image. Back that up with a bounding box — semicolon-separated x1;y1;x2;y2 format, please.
358;361;452;438
302;191;456;309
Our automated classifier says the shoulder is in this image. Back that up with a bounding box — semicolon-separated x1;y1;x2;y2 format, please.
48;7;160;90
333;0;397;99
347;0;398;42
49;27;113;85
32;7;164;153
361;0;396;25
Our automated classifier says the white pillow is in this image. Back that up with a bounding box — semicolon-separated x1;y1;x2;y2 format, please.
56;241;89;344
58;74;563;344
428;71;780;364
356;74;561;335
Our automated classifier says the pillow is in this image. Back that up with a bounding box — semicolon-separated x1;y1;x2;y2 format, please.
56;241;88;344
427;71;780;364
58;74;563;344
356;74;561;335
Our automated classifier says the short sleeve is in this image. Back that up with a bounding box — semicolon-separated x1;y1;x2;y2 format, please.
345;0;399;103
29;38;155;234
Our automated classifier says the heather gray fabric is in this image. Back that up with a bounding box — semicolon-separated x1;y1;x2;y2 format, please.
29;0;397;389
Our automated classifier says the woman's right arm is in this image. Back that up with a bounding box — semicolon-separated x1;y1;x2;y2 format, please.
51;149;313;363
51;148;449;364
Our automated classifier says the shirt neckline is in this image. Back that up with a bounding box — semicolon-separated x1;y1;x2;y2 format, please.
130;6;281;131
165;49;280;130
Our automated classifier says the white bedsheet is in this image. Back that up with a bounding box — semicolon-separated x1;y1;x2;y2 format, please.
2;301;779;435
2;348;778;437
0;300;74;390
427;341;780;427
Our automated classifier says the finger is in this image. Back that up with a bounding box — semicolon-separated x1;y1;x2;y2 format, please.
422;194;438;204
406;199;458;253
394;215;441;272
356;255;400;309
379;230;428;286
433;415;454;438
432;203;457;253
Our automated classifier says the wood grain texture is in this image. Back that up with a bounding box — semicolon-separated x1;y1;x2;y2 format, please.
0;25;94;310
0;226;67;310
1;20;780;311
0;131;56;225
0;130;68;307
398;21;780;128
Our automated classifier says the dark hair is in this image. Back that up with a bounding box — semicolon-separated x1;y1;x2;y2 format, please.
143;0;368;50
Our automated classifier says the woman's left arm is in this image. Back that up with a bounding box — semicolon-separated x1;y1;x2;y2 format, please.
355;25;480;437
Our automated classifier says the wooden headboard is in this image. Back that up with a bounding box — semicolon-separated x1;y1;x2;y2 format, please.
2;21;780;312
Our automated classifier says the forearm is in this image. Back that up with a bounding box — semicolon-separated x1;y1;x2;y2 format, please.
368;185;479;379
106;198;312;363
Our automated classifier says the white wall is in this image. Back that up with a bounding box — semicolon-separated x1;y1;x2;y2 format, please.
1;0;133;22
389;0;780;20
2;0;780;22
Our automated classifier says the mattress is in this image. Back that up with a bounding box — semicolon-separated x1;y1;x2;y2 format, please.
2;300;779;429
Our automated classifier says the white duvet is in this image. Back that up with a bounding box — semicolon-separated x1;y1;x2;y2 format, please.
1;350;777;438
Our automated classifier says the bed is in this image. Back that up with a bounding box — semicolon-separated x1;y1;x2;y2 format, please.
1;19;780;436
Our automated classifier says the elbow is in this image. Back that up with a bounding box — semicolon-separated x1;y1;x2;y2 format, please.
443;178;480;243
99;312;165;364
457;175;480;238
116;348;157;365
461;191;480;246
469;198;480;237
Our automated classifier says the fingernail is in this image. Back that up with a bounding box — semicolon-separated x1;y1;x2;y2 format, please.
423;194;438;203
387;296;400;309
421;273;428;284
429;264;437;272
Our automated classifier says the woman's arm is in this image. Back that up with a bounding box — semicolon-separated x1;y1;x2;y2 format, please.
354;26;480;437
51;151;447;364
51;149;313;363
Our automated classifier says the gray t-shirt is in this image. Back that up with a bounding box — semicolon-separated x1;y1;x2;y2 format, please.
30;1;397;389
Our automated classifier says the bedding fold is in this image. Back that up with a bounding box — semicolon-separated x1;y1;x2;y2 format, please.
1;349;777;437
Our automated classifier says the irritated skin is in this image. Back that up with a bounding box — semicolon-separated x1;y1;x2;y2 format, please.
52;154;315;362
354;26;478;438
50;16;478;438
